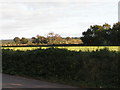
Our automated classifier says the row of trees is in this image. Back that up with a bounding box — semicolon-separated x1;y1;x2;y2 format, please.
13;37;28;44
13;32;83;45
81;22;120;45
13;22;120;45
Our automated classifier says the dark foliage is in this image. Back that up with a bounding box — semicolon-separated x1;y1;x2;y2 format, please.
81;22;120;45
2;48;119;88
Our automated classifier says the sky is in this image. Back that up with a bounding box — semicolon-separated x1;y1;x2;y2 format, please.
0;0;119;39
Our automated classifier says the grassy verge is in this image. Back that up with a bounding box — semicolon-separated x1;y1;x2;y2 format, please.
2;48;119;88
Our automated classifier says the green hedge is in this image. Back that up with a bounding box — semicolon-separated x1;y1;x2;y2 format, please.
2;48;119;88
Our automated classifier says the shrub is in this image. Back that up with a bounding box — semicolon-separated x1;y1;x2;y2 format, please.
2;48;119;88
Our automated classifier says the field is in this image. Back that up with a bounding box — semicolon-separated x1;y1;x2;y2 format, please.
1;46;120;52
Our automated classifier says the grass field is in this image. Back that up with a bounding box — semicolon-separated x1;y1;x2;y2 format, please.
1;46;120;52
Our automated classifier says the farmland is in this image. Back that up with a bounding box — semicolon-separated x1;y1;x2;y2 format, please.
1;46;120;52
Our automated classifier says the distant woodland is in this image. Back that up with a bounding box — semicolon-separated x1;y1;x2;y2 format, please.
1;22;120;46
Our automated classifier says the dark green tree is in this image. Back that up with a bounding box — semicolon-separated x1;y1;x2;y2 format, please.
110;22;120;45
81;24;111;45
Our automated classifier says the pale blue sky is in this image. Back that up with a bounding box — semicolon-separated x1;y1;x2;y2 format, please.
0;0;119;39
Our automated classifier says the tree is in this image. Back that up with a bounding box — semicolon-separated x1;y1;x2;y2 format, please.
53;34;62;44
47;32;63;44
47;32;54;44
37;36;48;44
20;37;28;44
31;37;37;44
13;37;20;44
110;22;120;45
81;24;111;45
31;35;48;44
66;37;71;41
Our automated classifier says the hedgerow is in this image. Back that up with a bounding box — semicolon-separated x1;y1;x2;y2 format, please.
2;48;119;88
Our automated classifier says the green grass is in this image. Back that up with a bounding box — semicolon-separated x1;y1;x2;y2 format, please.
1;46;120;52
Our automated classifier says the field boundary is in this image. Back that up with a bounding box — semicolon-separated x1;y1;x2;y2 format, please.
1;46;120;52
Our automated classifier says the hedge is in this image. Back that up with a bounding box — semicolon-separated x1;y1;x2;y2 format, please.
2;48;119;88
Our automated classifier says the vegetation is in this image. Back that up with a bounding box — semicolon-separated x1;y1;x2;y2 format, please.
81;22;120;45
20;37;29;44
13;37;21;44
2;48;119;88
1;46;120;52
10;32;83;46
1;22;119;88
1;22;120;46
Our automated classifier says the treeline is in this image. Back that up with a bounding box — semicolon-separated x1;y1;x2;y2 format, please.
2;48;119;88
12;22;120;46
2;22;120;46
13;32;83;45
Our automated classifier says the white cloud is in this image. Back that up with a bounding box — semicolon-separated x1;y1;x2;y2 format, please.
0;0;119;39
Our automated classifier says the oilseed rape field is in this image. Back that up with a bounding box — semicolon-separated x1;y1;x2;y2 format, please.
1;46;120;52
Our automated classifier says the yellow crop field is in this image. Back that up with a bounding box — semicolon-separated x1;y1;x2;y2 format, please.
1;46;120;52
56;46;120;52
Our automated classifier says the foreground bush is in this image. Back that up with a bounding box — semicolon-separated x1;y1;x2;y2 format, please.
2;48;119;88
